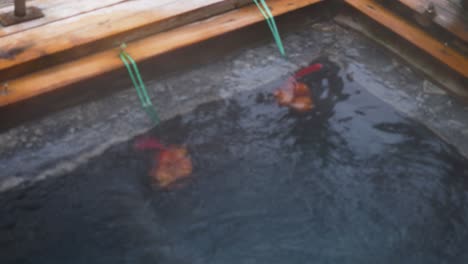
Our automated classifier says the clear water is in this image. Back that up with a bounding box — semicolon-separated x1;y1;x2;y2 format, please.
1;60;468;264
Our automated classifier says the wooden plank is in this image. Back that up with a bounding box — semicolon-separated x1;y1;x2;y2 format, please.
0;0;322;107
0;0;127;38
0;0;242;82
345;0;468;78
0;0;21;8
398;0;468;43
335;13;468;99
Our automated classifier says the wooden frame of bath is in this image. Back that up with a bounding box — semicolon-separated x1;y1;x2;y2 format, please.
0;0;322;108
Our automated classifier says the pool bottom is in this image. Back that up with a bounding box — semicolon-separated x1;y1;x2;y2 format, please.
1;63;468;264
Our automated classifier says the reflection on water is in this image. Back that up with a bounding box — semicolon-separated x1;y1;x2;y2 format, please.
1;59;467;264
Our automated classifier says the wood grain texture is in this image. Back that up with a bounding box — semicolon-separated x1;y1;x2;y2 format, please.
346;0;468;78
398;0;468;43
336;13;468;99
0;0;243;81
0;0;127;37
0;0;322;107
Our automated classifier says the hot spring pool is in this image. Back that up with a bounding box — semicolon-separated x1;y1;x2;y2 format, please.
1;60;467;264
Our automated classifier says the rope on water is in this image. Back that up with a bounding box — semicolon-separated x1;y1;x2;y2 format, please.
119;1;283;124
119;44;160;125
253;0;285;56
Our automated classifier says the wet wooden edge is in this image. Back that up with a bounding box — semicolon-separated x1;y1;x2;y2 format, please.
335;12;468;100
397;0;468;43
0;3;325;131
0;0;322;108
0;0;253;81
345;0;468;78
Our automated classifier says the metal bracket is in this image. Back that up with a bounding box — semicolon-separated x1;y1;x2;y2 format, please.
0;0;44;27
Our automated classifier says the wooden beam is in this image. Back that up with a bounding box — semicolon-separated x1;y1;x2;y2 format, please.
0;0;322;107
336;13;468;99
398;0;468;43
0;0;251;82
345;0;468;78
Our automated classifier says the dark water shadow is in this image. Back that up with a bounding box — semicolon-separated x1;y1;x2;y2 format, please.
1;59;467;264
